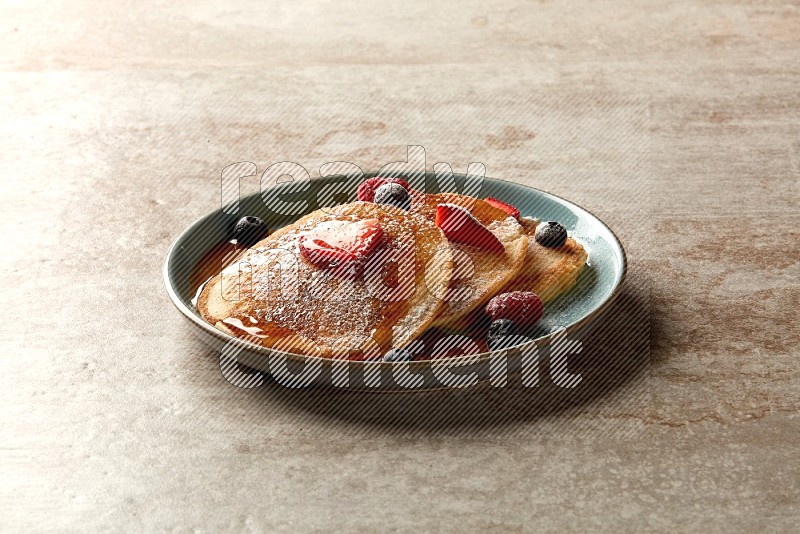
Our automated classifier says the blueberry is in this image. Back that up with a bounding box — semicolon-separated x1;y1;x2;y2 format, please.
373;183;410;210
233;216;269;247
488;318;518;340
383;348;414;362
534;221;568;248
487;319;530;351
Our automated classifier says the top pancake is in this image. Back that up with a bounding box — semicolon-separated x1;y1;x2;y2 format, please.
197;202;453;359
411;193;528;328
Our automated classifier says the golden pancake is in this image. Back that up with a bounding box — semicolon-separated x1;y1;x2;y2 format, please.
502;216;588;302
411;193;528;328
197;202;453;359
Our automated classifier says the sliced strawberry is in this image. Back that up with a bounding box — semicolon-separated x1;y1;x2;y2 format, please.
357;177;412;202
298;218;384;269
435;203;505;254
298;236;356;266
484;197;520;219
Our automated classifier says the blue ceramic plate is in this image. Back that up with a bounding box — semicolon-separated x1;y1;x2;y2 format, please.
163;173;626;390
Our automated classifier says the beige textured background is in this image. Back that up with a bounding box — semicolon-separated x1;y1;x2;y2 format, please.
1;0;798;531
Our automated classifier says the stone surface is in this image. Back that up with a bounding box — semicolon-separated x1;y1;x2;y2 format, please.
1;0;798;531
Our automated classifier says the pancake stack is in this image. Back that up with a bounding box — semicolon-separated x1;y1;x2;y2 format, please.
197;185;588;358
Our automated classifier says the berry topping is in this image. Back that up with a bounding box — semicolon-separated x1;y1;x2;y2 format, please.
485;291;544;327
357;177;412;202
434;203;505;254
373;182;411;210
298;236;356;266
298;218;384;270
487;320;531;351
488;318;517;338
484;197;520;219
383;348;414;362
535;221;568;248
233;216;269;247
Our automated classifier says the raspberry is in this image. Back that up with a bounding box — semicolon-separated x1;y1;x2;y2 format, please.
356;177;411;202
485;291;543;327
